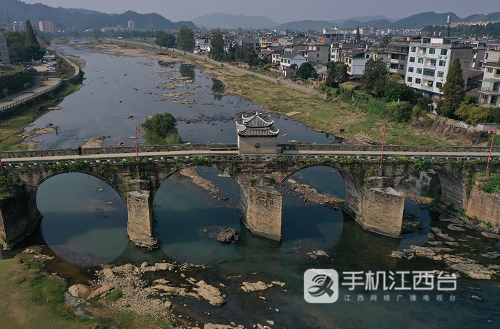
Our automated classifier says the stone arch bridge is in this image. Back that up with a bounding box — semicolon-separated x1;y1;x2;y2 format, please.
0;143;499;250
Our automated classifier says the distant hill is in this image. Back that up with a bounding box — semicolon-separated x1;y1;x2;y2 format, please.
191;13;277;30
274;20;337;31
463;12;500;22
0;0;197;31
390;12;462;29
346;15;398;23
56;7;104;15
364;19;393;29
340;20;361;29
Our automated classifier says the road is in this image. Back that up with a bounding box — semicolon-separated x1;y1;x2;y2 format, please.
1;149;499;163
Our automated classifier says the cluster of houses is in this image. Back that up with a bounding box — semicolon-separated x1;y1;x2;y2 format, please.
195;28;500;107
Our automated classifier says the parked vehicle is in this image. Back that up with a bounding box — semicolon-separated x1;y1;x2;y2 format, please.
27;67;37;72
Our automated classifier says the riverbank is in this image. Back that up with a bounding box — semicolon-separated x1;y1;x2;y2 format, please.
85;39;481;147
0;251;179;329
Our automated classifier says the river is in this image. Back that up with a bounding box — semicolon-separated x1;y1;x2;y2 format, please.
2;44;500;328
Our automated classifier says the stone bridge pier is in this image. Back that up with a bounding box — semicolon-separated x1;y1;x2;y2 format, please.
125;179;158;248
236;169;405;241
0;168;160;250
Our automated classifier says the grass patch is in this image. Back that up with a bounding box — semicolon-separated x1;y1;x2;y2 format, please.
0;258;95;328
0;258;174;329
106;289;123;301
0;81;81;151
116;311;173;329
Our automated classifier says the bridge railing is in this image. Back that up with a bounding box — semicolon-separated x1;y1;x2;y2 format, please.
278;143;500;153
0;143;239;158
0;80;63;112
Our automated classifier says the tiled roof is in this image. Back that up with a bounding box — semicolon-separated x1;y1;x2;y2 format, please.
235;112;280;136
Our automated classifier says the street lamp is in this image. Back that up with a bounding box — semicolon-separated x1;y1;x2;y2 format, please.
380;125;386;169
487;127;497;169
136;126;140;174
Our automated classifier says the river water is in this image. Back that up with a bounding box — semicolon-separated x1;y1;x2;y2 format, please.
2;44;500;328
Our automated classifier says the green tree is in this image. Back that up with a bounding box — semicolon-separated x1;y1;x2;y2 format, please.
379;35;391;48
489;107;500;123
244;46;257;66
155;31;175;48
455;103;491;125
325;62;337;87
25;20;38;45
91;29;102;40
441;58;465;116
141;113;181;145
361;57;387;96
298;62;316;80
384;82;417;103
336;62;349;84
210;29;224;61
178;26;195;52
355;27;361;41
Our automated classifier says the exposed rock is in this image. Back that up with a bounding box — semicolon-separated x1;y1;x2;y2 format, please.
271;281;286;287
217;228;238;243
193;280;225;307
241;281;270;292
402;211;424;234
88;283;112;299
103;268;114;278
68;284;92;299
204;324;244;329
307;250;329;259
390;251;405;258
444;255;496;280
440;217;465;225
447;224;466;232
481;232;500;239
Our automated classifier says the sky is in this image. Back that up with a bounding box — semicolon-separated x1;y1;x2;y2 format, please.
19;0;500;23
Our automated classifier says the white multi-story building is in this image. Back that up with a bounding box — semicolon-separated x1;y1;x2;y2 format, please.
38;21;56;34
479;62;500;107
128;20;136;30
343;51;372;76
404;37;472;98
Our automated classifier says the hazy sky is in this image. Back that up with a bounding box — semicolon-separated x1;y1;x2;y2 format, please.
20;0;500;23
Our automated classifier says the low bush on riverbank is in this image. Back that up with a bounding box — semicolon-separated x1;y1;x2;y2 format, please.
480;173;500;193
0;66;32;98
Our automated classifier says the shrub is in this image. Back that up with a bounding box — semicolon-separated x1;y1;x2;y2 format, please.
141;113;182;145
339;82;355;101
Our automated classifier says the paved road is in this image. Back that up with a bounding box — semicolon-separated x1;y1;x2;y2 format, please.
1;149;499;163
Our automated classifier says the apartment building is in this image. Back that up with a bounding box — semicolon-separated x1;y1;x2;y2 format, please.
479;62;500;107
38;21;57;34
404;37;472;97
319;29;344;44
298;43;331;63
344;51;372;76
377;42;410;77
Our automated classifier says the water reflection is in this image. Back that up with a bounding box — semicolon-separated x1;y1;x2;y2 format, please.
211;78;225;101
179;63;196;80
37;173;128;266
27;45;336;150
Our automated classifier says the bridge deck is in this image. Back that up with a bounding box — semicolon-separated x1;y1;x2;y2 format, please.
1;149;499;163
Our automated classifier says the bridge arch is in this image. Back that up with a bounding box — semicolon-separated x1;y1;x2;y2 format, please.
277;163;363;218
394;165;465;210
33;170;127;205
